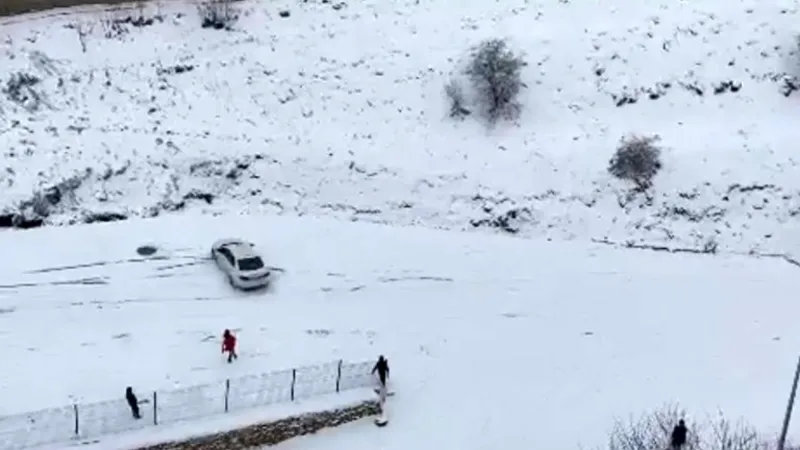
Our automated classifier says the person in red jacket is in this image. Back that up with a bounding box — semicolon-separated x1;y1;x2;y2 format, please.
222;329;238;363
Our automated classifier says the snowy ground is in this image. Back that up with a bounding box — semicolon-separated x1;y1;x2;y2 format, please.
0;212;388;415
1;0;800;254
1;212;799;449
2;0;800;448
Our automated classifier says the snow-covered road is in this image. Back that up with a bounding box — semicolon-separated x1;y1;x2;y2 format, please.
1;213;799;448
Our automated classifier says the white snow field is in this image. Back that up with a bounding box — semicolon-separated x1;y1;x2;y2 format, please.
2;0;800;448
1;0;800;254
0;213;799;449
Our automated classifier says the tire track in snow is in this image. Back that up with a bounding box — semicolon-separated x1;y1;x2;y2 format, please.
23;254;202;274
0;276;108;289
0;253;212;297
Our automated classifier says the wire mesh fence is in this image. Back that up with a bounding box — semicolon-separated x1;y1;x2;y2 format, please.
0;358;376;450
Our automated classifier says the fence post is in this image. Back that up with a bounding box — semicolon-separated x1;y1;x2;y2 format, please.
335;359;343;393
778;355;800;450
290;369;296;401
224;379;230;413
73;404;79;436
153;391;158;426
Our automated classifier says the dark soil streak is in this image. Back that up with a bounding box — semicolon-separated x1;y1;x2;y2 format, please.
377;275;454;283
25;255;199;274
155;260;209;271
0;276;108;289
92;296;234;305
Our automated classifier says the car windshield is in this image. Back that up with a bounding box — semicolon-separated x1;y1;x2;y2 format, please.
238;257;264;271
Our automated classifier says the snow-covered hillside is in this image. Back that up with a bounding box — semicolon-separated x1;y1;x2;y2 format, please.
2;213;797;449
2;0;800;255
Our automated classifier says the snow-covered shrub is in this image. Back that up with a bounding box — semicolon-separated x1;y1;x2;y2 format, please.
444;80;471;119
606;404;771;450
609;404;700;450
102;3;160;39
199;0;237;30
5;171;89;228
4;72;43;112
608;134;663;190
103;18;129;39
464;38;525;124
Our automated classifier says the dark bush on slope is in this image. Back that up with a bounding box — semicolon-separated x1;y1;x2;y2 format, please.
199;0;237;30
608;134;663;190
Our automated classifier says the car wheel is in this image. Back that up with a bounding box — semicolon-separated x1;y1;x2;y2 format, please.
228;275;235;288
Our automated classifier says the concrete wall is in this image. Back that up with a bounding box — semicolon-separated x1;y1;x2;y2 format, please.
135;400;381;450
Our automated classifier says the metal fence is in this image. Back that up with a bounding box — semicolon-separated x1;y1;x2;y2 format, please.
0;359;375;450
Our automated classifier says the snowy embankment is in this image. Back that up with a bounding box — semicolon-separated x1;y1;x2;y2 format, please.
1;0;800;255
1;213;799;449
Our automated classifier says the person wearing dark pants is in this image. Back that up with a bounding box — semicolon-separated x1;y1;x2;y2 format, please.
125;386;141;420
372;355;390;387
671;419;687;449
372;355;390;405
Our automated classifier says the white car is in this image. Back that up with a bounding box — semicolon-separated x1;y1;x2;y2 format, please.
211;238;271;290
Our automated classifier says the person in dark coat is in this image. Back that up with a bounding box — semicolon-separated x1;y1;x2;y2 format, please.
125;386;141;419
222;329;238;363
670;419;687;449
372;355;389;387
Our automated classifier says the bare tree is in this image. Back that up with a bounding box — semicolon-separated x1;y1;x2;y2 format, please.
464;38;525;124
609;404;700;450
607;405;771;450
704;412;769;450
74;21;93;53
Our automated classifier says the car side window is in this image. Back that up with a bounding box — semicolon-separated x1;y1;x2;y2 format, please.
218;248;235;266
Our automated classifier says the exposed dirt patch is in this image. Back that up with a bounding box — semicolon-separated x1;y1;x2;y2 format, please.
84;211;128;224
305;329;333;336
500;312;525;319
1;0;148;17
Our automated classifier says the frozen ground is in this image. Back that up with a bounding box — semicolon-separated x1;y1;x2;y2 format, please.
1;212;799;449
1;0;800;254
